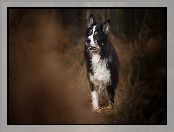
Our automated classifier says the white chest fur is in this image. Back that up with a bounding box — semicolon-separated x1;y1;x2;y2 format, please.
89;54;111;92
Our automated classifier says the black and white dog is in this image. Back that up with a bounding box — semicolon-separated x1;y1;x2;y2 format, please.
84;15;119;111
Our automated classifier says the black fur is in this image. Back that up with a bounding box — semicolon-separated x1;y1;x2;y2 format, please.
84;15;119;105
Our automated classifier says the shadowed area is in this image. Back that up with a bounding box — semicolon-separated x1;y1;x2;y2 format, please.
8;9;166;124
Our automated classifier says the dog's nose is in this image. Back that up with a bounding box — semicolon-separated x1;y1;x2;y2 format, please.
86;38;91;44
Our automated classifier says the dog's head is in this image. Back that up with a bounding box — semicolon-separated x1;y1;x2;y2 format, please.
85;14;110;55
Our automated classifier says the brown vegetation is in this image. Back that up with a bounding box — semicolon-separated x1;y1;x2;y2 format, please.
9;9;166;124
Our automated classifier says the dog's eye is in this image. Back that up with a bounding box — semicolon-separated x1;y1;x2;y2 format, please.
89;30;93;36
94;34;99;39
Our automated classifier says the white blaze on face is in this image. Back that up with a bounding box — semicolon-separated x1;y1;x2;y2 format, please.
91;90;99;110
88;26;96;47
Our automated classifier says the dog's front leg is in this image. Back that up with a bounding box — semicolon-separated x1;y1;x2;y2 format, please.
91;90;99;111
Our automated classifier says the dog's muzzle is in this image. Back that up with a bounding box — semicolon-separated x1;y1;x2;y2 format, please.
89;46;98;51
86;39;100;53
86;44;100;53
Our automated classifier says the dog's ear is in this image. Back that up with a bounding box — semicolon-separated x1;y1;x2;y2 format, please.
88;14;95;28
101;19;110;34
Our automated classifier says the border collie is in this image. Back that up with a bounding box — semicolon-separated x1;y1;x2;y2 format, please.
84;14;119;111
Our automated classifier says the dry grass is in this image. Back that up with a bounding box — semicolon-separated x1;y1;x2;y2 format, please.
9;10;166;124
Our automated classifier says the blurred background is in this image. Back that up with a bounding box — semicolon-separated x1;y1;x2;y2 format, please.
8;8;166;124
